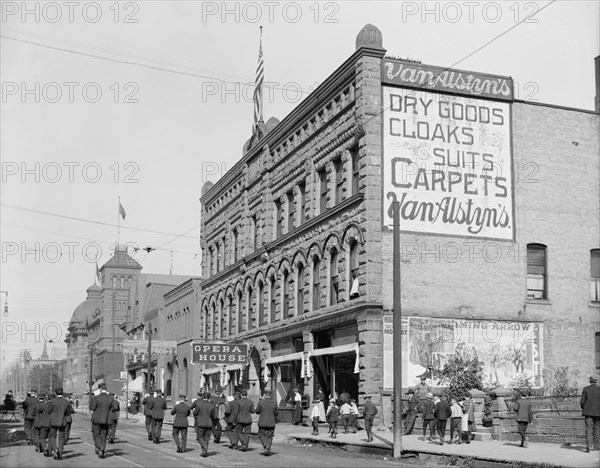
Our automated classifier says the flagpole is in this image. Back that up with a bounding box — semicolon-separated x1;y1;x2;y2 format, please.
259;26;263;124
117;196;121;249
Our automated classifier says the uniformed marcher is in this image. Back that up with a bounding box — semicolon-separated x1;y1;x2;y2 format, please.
150;389;167;444
171;394;191;453
141;392;154;441
225;392;240;449
235;390;255;452
108;393;120;443
48;388;73;460
193;391;216;457
23;389;38;445
90;383;113;458
255;389;278;456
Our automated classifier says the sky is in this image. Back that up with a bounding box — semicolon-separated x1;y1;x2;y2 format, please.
1;0;598;368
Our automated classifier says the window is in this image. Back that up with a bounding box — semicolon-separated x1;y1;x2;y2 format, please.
527;244;547;299
313;257;321;310
319;168;327;213
351;147;359;195
596;332;600;369
209;247;214;275
349;241;359;299
228;296;234;337
275;199;283;238
219;300;224;339
591;249;600;303
216;243;221;272
251;215;258;251
270;277;276;323
247;287;253;329
299;181;306;224
334;158;343;204
237;291;243;334
283;271;290;319
287;190;295;232
297;264;305;314
222;236;226;268
330;249;339;305
258;281;265;326
233;229;239;263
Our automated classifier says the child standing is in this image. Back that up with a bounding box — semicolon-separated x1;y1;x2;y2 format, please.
326;399;340;438
310;399;320;435
340;399;352;433
449;398;463;444
349;399;359;433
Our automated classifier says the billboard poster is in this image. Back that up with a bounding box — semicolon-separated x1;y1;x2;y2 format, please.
382;86;514;240
383;316;542;388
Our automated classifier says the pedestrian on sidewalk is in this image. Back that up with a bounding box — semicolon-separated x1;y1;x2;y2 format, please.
150;389;167;444
316;387;327;422
48;387;73;460
514;389;534;448
235;390;255;452
462;395;475;443
194;391;216;457
142;392;154;441
108;393;119;444
580;375;599;452
292;387;303;425
210;391;225;443
171;394;190;453
90;383;112;459
434;394;452;445
403;391;420;435
421;393;436;441
362;395;378;442
326;398;340;439
31;392;44;451
225;392;240;448
449;397;463;444
255;389;278;456
349;399;359;433
35;393;52;456
340;399;352;433
64;396;74;445
310;399;321;435
23;389;38;445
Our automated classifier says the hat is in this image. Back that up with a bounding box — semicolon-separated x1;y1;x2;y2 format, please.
241;390;248;397
156;389;163;394
98;383;107;389
234;391;241;397
179;394;187;400
420;376;427;381
203;392;211;399
426;393;433;399
406;388;415;395
364;394;372;399
590;376;598;383
264;389;272;396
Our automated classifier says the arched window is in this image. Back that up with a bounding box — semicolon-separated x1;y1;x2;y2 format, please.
270;276;276;323
237;291;243;334
297;263;305;314
247;286;253;330
349;241;359;299
526;244;547;299
312;256;321;311
282;270;290;320
219;299;224;339
258;281;265;326
330;248;339;305
202;306;208;339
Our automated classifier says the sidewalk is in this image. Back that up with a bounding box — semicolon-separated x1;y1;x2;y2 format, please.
280;425;600;468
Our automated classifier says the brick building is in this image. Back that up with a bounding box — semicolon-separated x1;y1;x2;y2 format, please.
199;25;600;420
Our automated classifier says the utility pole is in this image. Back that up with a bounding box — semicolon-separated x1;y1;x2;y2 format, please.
88;344;94;404
146;323;152;394
392;200;403;459
112;288;116;352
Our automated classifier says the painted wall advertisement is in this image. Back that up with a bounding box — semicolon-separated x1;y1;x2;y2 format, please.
382;85;514;240
383;316;543;388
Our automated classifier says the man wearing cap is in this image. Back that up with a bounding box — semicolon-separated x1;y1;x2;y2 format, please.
23;389;38;445
414;377;431;402
362;395;378;443
171;394;191;453
421;393;436;441
149;389;167;444
403;389;421;436
193;391;216;457
235;390;255;452
90;383;113;458
47;388;73;460
141;391;155;441
580;375;600;452
514;389;534;448
255;389;278;456
225;392;241;449
108;393;120;444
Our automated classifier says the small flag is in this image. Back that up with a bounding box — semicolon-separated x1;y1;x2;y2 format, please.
253;27;264;132
119;201;126;220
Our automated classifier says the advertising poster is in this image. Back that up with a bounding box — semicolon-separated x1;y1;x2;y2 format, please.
382;86;514;240
383;316;542;388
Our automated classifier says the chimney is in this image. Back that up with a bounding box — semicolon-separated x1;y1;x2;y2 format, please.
595;55;600;113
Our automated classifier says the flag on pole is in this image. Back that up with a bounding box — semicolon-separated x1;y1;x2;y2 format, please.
119;201;126;220
253;27;264;132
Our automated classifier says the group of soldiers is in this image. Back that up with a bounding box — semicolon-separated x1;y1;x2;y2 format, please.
141;387;278;457
21;388;74;460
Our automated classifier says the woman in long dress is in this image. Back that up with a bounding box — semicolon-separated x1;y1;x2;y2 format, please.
316;387;327;422
292;388;303;425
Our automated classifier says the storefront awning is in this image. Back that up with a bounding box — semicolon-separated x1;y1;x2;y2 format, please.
121;376;144;393
226;364;245;372
265;352;304;365
202;366;224;376
306;343;360;377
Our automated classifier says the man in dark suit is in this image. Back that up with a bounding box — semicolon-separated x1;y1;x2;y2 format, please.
150;389;167;443
108;393;120;444
23;389;38;445
434;395;452;445
64;396;74;444
514;389;534;448
141;391;154;441
235;390;255;452
210;391;225;443
90;383;113;458
581;375;600;452
363;394;378;442
194;391;216;457
171;394;191;453
255;389;278;456
225;392;240;449
47;388;73;460
37;392;53;456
